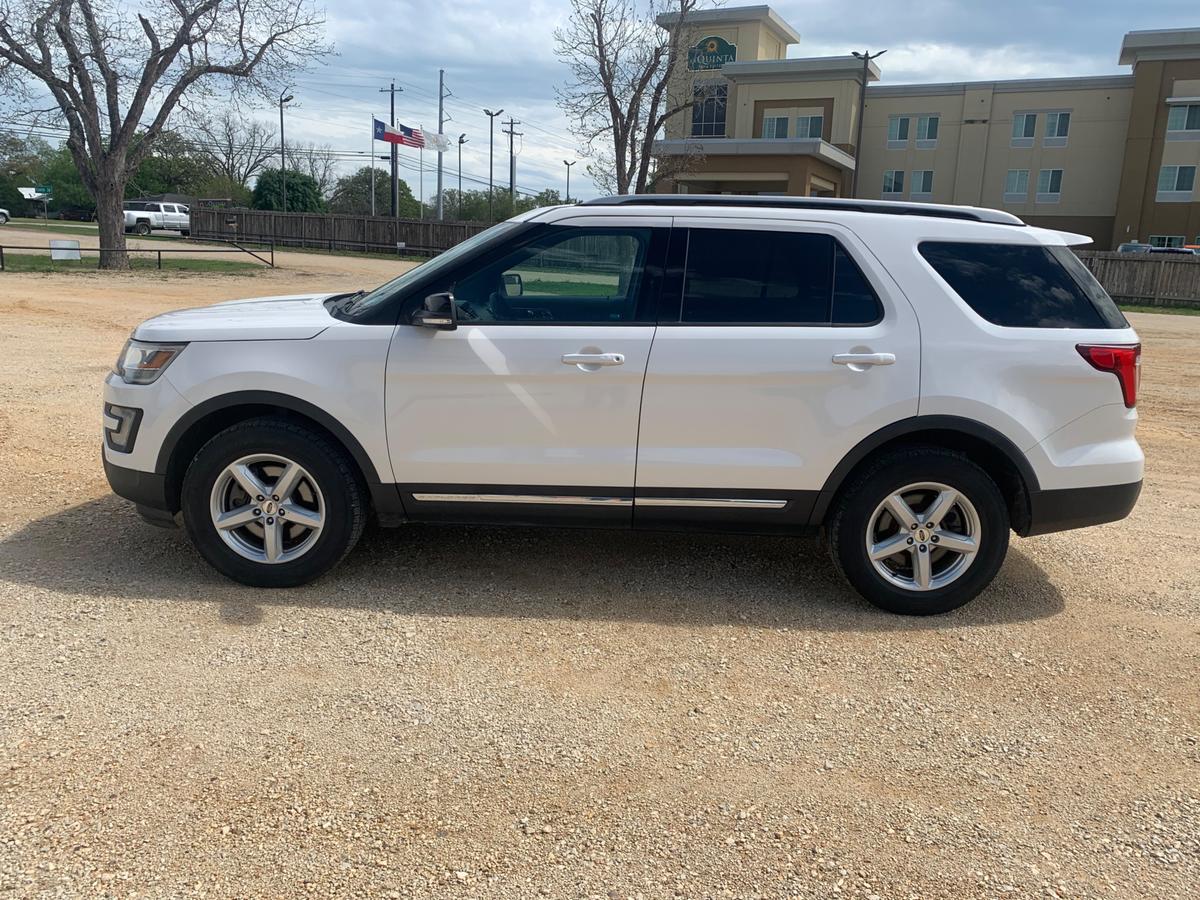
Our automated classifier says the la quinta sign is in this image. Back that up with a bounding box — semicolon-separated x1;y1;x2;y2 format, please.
687;35;736;71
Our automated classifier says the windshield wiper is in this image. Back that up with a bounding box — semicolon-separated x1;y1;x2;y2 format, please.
328;290;365;316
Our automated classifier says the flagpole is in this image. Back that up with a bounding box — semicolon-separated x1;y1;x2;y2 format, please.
419;140;424;220
369;117;376;217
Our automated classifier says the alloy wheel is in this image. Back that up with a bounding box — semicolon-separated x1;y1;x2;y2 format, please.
209;453;325;564
865;481;981;592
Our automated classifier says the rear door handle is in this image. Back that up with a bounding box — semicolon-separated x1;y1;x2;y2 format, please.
832;352;896;368
562;352;625;368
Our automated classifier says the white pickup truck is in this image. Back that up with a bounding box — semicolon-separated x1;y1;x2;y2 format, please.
123;201;190;236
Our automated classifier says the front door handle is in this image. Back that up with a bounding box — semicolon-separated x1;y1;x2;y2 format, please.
832;352;896;368
562;352;625;370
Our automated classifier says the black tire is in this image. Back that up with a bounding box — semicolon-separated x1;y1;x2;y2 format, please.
181;418;366;588
828;447;1009;615
135;221;151;235
0;213;8;226
181;229;190;237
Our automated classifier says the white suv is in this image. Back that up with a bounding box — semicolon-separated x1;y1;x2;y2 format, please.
102;196;1143;615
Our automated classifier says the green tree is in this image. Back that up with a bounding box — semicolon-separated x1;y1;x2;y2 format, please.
252;169;324;213
328;167;419;217
126;131;209;199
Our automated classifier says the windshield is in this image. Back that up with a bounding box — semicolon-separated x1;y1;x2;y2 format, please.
346;221;526;318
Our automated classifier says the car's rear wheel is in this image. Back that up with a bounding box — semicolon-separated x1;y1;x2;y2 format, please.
828;447;1009;615
181;418;365;587
0;212;9;225
134;221;151;235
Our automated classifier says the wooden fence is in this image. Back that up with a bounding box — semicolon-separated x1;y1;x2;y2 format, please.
190;207;489;255
1075;250;1200;309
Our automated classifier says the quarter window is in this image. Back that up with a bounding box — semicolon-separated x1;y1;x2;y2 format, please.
919;242;1126;329
452;227;656;324
680;229;882;326
691;82;728;137
882;170;905;194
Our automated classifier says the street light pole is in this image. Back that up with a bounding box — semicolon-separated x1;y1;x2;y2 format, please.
850;50;885;198
279;88;294;211
483;107;503;220
457;134;468;219
563;160;576;203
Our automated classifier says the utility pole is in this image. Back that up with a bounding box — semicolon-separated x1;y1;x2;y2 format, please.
379;81;403;217
563;160;576;203
502;117;522;202
850;49;885;198
278;88;293;211
457;134;468;219
436;69;447;220
483;108;503;220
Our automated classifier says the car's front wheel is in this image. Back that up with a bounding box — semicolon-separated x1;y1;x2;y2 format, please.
828;447;1009;615
181;418;366;587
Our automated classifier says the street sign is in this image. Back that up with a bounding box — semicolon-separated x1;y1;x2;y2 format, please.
35;184;52;195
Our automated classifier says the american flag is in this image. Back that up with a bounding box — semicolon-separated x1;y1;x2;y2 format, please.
373;118;426;149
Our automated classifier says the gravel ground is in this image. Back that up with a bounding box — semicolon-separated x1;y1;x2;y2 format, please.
0;253;1197;899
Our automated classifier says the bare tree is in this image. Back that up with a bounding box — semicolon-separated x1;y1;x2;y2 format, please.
555;0;700;195
287;141;338;198
0;0;328;268
188;109;277;186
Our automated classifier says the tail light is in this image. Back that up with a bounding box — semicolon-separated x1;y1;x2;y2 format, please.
1076;343;1141;408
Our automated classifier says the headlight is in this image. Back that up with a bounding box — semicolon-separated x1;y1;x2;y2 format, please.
113;339;186;385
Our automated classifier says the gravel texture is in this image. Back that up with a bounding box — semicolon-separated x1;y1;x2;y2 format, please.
0;241;1197;898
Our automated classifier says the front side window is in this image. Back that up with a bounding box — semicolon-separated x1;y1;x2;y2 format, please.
919;241;1126;329
1005;169;1030;197
691;82;728;137
917;115;939;143
1012;113;1036;145
1037;168;1063;200
762;115;789;139
912;170;934;194
887;116;910;146
453;228;655;324
1167;104;1200;132
882;170;905;194
680;229;881;326
796;114;823;139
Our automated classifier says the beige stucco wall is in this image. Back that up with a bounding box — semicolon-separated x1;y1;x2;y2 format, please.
731;78;861;143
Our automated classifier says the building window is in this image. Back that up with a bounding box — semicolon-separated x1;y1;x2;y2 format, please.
691;82;728;137
1167;104;1200;138
1156;165;1196;202
1004;169;1030;202
795;115;823;139
1036;168;1062;203
882;170;905;195
762;115;789;139
1012;112;1036;148
911;170;934;196
916;115;939;148
887;116;910;148
1149;235;1186;248
1044;111;1071;147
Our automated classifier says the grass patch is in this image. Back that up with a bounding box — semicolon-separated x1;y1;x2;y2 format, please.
0;254;263;275
521;279;614;297
1118;303;1200;317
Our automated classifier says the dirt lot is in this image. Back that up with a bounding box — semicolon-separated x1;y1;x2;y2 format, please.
0;242;1197;899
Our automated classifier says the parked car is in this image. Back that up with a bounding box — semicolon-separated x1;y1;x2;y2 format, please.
0;207;8;225
123;201;190;236
1148;246;1196;255
58;205;96;221
102;196;1143;615
1116;241;1151;253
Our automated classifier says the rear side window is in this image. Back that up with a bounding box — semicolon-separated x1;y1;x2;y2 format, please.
681;229;882;325
919;241;1127;328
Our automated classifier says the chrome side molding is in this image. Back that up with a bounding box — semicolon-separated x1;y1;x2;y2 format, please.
410;493;788;510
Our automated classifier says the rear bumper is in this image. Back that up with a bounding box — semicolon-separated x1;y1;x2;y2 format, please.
1021;480;1142;537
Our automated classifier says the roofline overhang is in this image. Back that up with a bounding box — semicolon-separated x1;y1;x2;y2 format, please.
656;5;802;45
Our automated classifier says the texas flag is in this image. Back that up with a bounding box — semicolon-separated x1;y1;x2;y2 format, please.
373;118;425;148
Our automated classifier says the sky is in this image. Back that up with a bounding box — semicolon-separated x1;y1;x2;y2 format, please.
240;0;1200;200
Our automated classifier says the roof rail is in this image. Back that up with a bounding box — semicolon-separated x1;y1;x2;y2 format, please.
582;194;1025;226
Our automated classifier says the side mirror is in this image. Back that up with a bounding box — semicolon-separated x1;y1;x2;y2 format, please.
411;292;457;330
502;272;523;297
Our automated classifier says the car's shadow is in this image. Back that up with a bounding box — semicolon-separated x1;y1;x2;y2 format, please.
0;495;1064;630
